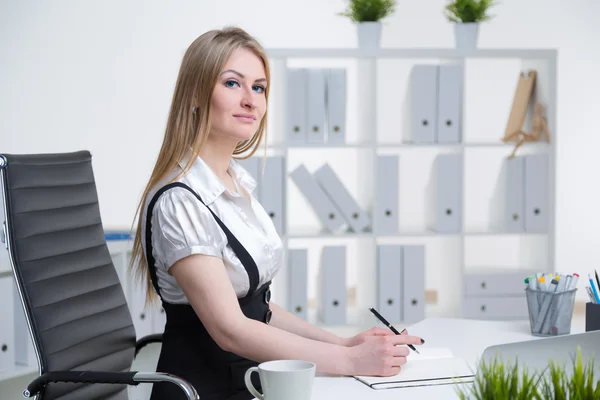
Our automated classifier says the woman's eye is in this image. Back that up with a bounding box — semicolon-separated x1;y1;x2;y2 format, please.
252;85;265;93
225;80;239;88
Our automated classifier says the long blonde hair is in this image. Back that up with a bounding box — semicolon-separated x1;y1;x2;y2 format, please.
129;26;271;304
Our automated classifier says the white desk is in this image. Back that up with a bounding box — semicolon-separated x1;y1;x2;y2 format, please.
298;317;587;400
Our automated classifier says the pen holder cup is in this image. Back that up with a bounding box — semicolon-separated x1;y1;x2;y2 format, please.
525;288;577;337
586;302;600;332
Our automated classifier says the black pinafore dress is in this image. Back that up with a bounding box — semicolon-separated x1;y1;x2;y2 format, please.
145;182;272;400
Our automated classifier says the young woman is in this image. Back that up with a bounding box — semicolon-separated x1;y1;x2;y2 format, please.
130;26;423;400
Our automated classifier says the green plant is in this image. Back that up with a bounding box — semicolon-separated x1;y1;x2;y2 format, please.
455;348;600;399
455;355;542;400
444;0;497;23
539;348;600;400
338;0;396;23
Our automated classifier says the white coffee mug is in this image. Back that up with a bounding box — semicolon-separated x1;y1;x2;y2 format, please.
244;360;316;400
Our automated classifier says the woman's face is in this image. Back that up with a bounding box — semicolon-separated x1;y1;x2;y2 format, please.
210;47;267;143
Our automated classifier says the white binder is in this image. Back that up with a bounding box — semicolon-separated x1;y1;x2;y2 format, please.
428;154;462;233
259;156;285;235
0;276;15;371
402;245;426;324
237;157;260;193
410;65;438;143
286;68;308;145
289;164;345;233
307;69;326;144
377;245;403;323
314;163;371;233
524;154;549;232
317;246;346;325
326;68;346;145
288;249;308;321
374;155;399;234
436;64;462;143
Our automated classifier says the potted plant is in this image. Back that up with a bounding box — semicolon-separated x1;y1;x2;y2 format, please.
444;0;497;51
339;0;397;50
455;347;600;399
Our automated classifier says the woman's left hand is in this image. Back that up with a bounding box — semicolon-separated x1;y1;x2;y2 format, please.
341;326;403;347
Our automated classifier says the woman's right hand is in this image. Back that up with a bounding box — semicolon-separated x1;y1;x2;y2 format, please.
346;334;423;377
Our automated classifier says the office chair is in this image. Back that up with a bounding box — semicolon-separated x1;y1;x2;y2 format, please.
0;151;199;400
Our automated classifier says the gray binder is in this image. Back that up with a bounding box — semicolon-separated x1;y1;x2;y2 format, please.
237;157;260;194
288;249;308;320
402;245;425;323
436;64;462;143
410;65;438;143
260;156;285;234
429;154;462;233
505;156;525;232
286;68;308;145
0;277;15;370
326;68;346;145
524;154;549;232
307;69;326;144
318;246;346;325
289;164;345;233
374;155;399;234
377;245;403;323
314;163;371;233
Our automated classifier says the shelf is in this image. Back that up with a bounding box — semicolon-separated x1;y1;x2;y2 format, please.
285;229;373;239
0;365;37;382
464;231;549;236
283;143;375;149
269;142;550;150
266;48;557;60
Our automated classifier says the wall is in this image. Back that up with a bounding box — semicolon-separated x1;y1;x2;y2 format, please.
1;0;600;304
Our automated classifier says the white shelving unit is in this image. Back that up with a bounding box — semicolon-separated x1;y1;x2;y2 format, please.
259;47;556;330
0;47;557;390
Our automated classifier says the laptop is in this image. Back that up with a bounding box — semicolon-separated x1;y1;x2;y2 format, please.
480;330;600;377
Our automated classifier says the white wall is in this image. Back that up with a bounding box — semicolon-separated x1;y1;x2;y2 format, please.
1;0;600;304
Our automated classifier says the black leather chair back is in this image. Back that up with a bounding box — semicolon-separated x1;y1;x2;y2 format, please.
1;151;137;400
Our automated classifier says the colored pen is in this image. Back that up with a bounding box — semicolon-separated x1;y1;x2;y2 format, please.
595;270;600;293
369;307;420;354
589;274;600;304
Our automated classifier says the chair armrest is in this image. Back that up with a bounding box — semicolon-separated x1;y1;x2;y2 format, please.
23;370;199;400
135;333;163;356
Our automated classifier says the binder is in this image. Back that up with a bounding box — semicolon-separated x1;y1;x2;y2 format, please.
318;246;346;325
410;65;438;143
505;156;525;232
314;163;371;233
129;281;154;340
402;245;425;323
307;69;326;144
326;68;346;145
286;68;308;145
289;164;345;233
288;249;308;320
13;282;37;367
0;276;15;371
377;245;403;323
524;154;549;232
436;64;462;143
429;154;462;233
374;155;399;234
237;157;260;190
259;156;285;234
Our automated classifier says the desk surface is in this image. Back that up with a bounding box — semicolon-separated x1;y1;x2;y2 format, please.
275;317;587;400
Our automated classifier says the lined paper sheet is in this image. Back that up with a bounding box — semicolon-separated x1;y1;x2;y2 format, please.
354;348;476;390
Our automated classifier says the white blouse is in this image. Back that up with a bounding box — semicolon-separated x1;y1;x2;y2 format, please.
141;153;284;304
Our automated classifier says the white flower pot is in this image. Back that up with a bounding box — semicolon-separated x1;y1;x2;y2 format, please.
357;22;382;50
454;22;480;51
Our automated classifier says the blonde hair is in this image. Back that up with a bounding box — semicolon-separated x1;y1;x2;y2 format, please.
129;26;271;303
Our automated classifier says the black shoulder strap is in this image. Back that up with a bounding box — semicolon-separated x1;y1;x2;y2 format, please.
144;182;260;300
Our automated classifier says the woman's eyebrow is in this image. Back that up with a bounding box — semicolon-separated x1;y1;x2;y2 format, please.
221;69;267;83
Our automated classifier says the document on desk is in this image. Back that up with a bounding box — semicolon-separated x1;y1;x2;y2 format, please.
354;348;475;390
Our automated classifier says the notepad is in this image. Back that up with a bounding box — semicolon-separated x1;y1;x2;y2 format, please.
353;348;476;390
